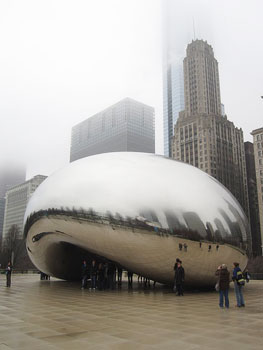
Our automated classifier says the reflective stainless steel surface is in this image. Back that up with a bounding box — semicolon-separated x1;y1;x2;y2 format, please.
24;153;249;286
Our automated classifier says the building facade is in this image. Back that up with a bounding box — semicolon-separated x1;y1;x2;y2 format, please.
251;128;263;255
172;40;249;221
0;163;26;243
70;98;155;162
2;175;47;245
163;60;185;157
244;141;261;256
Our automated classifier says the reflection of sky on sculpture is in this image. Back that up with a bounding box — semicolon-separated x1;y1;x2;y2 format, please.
24;153;247;236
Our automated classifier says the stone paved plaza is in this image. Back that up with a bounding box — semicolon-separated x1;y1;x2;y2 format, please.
0;275;262;350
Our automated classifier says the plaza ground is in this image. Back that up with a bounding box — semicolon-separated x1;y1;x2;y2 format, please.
0;275;262;350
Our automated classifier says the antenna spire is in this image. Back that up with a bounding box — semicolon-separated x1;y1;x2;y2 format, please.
193;18;196;40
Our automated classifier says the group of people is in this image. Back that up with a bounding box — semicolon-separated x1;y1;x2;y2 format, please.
215;262;250;308
81;260;125;290
81;260;157;290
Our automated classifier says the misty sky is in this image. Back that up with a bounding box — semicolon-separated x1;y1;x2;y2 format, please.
0;0;262;179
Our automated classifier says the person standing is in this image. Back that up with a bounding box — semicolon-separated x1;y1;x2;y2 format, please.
97;263;105;290
174;261;185;296
215;264;230;308
81;260;88;289
173;258;181;292
108;262;116;290
232;262;245;307
89;260;97;290
117;267;123;285
128;271;133;287
6;262;12;287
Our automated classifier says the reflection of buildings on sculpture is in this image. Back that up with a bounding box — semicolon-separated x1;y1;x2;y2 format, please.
24;153;249;287
2;175;47;247
244;141;262;256
251;128;263;255
70;98;155;162
172;40;249;223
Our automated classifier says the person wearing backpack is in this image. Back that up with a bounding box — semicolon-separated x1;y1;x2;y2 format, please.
232;262;245;307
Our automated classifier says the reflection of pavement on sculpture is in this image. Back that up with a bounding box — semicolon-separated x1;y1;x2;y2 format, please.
0;275;262;349
25;215;248;287
24;153;250;286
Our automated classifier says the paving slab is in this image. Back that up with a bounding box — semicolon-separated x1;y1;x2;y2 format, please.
0;275;262;349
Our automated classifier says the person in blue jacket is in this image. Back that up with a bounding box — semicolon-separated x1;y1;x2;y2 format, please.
232;262;245;307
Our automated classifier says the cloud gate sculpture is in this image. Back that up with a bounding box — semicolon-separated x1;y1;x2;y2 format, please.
24;153;249;287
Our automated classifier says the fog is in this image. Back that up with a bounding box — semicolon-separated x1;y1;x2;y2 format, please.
0;0;262;179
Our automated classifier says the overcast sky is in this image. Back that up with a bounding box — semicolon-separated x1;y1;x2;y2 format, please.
0;0;262;179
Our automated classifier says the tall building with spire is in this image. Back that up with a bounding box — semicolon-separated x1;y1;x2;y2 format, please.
162;0;185;157
172;40;249;221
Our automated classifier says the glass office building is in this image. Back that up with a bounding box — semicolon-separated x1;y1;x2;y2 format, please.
70;98;155;162
163;60;185;157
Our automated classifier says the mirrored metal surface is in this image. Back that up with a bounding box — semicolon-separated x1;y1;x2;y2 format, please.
24;153;249;286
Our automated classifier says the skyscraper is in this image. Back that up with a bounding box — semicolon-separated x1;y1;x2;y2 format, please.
162;0;214;157
162;1;185;157
172;40;249;220
70;98;155;162
163;60;184;157
183;40;221;117
244;141;261;256
251;127;263;255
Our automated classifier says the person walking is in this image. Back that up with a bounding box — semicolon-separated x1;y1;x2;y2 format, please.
174;261;185;296
215;264;230;308
232;262;245;307
6;262;12;287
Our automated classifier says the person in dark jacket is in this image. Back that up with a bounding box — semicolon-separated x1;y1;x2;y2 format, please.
215;264;230;308
117;267;123;285
173;258;182;292
97;263;105;290
81;260;88;289
89;260;97;290
6;262;12;287
128;271;133;287
108;263;116;290
174;261;185;296
232;262;245;307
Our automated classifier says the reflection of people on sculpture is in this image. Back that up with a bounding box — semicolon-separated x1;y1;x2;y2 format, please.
183;243;188;252
215;264;230;308
208;245;211;252
179;243;183;251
